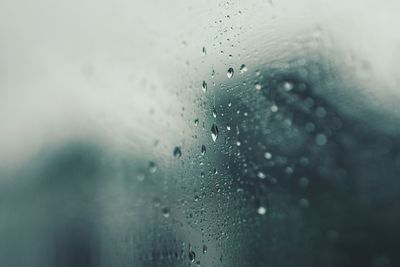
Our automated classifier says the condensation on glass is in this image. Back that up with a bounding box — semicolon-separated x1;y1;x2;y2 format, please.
0;0;400;266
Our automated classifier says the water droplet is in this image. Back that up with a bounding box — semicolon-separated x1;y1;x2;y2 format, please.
315;133;327;146
299;177;309;188
202;245;207;254
161;207;170;218
315;106;327;118
299;198;310;208
264;152;272;159
226;125;231;131
212;108;217;118
257;206;267;215
173;146;182;158
255;83;262;90
240;64;248;73
194;118;199;126
270;104;278;112
202;81;207;93
227;67;234;78
188;250;196;262
211;124;219;142
255;69;261;76
201;145;206;155
257;171;266;179
202;46;207;56
285;166;293;175
282;81;294;91
136;172;145;182
153;197;161;207
149;161;157;174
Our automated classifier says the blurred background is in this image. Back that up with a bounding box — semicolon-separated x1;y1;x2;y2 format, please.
1;0;400;266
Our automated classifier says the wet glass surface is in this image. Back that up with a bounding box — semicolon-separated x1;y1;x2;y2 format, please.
1;0;400;266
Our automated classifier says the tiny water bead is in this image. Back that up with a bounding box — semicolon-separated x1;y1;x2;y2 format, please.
202;245;207;254
299;177;309;188
173;146;182;158
202;80;207;93
264;152;272;159
299;198;310;208
315;133;327;146
136;172;145;182
188;250;196;262
255;82;262;90
282;81;294;91
257;206;267;215
148;161;157;174
270;104;278;112
212;108;217;118
239;64;248;73
153;198;161;207
201;145;206;155
202;46;206;56
211;124;219;142
161;207;170;218
257;171;266;179
227;67;234;78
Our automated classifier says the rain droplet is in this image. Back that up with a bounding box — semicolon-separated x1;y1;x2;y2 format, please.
227;67;234;78
315;106;327;118
270;104;278;112
211;124;219;142
161;207;170;218
136;172;145;182
240;64;248;73
255;83;262;90
257;206;267;215
299;198;310;208
282;81;294;91
202;81;207;93
212;108;217;118
315;133;327;146
194;118;199;126
173;146;182;158
299;177;309;188
257;171;266;179
188;250;196;262
153;197;161;207
264;152;272;159
201;145;206;155
202;245;207;254
149;161;157;174
202;46;207;56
